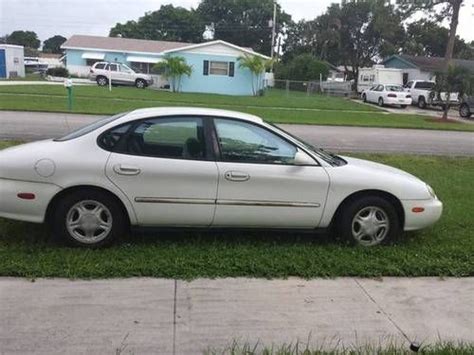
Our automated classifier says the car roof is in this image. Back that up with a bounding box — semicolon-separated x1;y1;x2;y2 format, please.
122;107;264;123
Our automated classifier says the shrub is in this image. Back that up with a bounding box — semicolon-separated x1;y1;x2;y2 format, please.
46;67;69;77
274;54;329;82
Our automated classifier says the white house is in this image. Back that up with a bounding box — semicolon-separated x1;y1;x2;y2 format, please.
0;44;25;79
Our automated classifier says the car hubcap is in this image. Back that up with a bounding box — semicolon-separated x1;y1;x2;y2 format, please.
99;78;106;85
66;200;112;244
461;106;469;117
137;81;144;88
351;206;389;246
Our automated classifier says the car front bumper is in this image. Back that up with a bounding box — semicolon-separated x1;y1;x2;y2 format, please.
401;198;443;231
0;178;61;223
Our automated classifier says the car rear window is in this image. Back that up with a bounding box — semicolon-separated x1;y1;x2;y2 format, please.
54;112;128;141
414;81;435;89
94;63;106;70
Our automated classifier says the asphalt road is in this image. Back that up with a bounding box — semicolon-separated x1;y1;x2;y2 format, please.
0;110;473;155
1;277;472;354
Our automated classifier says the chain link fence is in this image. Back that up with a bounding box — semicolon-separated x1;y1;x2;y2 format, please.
267;79;354;98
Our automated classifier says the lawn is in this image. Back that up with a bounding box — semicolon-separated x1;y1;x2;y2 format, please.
0;141;472;279
1;85;473;132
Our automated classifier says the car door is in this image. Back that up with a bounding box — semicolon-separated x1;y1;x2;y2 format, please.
117;64;134;85
104;116;218;226
211;118;330;228
106;63;120;84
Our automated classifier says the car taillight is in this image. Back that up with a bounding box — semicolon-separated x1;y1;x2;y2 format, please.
387;93;396;98
406;95;411;98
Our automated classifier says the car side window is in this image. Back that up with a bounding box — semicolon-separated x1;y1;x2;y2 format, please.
95;63;105;70
109;64;118;72
214;118;297;164
124;117;206;160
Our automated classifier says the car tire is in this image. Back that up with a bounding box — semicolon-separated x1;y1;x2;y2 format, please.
337;195;401;247
135;79;147;89
459;103;472;118
418;96;427;109
96;76;108;87
51;189;127;248
362;94;367;103
400;105;407;109
378;97;384;107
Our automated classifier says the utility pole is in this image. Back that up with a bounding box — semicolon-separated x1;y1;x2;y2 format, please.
270;1;277;60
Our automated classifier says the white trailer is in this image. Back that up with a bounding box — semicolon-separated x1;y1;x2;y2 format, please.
0;44;25;79
357;65;402;93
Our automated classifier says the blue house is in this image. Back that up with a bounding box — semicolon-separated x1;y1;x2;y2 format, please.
61;35;269;96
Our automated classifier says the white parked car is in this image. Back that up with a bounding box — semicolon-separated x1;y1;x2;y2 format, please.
89;62;153;88
0;108;442;248
404;80;459;109
362;84;412;108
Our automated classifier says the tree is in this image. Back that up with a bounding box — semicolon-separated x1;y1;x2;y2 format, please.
153;56;192;93
434;65;473;120
238;55;272;96
403;20;472;58
43;35;67;54
398;0;464;66
6;30;40;49
274;54;329;81
110;5;205;43
197;0;291;55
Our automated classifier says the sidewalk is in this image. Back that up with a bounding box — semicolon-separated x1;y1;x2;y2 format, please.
0;277;472;354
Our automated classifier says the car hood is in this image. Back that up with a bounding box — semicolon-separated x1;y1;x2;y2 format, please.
327;155;431;200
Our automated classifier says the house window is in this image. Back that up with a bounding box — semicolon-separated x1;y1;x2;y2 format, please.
13;57;19;64
209;61;229;76
86;59;101;66
130;62;152;74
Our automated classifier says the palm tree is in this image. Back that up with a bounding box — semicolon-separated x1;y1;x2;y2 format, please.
153;56;192;93
238;55;272;96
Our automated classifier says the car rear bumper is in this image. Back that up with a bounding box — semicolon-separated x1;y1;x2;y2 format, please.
0;178;60;223
401;198;443;231
385;97;412;105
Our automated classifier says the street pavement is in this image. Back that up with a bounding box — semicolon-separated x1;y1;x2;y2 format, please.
0;110;473;155
0;277;472;354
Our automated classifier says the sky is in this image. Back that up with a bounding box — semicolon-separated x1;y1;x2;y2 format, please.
1;0;474;43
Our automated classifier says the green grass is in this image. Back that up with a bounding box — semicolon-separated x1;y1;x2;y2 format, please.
1;85;473;131
204;340;474;355
0;73;46;81
0;141;472;279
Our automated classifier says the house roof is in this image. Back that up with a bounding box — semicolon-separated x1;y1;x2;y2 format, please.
383;54;474;73
61;34;267;58
61;35;192;55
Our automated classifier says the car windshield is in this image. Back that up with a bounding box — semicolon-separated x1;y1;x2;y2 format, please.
385;85;403;92
54;112;128;141
267;123;346;166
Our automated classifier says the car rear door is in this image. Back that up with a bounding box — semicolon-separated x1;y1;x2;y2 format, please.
210;118;330;228
104;116;218;226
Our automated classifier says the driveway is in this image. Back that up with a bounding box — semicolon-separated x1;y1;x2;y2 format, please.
0;277;472;354
0;110;473;155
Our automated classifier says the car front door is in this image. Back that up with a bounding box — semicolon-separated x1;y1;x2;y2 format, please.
104;116;218;226
117;64;134;85
211;118;330;228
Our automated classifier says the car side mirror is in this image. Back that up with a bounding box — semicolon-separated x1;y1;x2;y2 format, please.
293;149;317;166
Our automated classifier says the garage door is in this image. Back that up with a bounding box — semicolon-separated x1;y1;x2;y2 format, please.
0;49;6;78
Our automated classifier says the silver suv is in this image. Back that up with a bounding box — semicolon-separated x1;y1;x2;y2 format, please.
89;62;153;89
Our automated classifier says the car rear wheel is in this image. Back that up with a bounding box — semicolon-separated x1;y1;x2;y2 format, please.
51;190;127;247
135;79;147;89
378;97;384;107
459;103;472;118
337;196;400;246
96;76;108;86
418;96;427;109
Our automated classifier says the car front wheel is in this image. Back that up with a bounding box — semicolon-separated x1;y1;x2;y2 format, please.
51;189;127;247
135;79;147;89
337;196;401;246
362;94;367;102
418;96;427;109
378;97;384;107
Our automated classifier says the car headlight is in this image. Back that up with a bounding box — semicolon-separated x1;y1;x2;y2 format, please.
426;184;437;199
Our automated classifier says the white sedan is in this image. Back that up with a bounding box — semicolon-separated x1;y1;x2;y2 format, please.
0;108;442;247
362;84;412;108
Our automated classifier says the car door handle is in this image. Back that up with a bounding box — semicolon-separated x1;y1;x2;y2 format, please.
224;171;250;182
113;164;141;176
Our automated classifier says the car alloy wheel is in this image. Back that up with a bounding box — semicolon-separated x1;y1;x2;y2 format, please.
460;104;471;118
66;200;113;244
97;77;107;86
351;206;389;246
378;98;384;107
136;79;146;88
